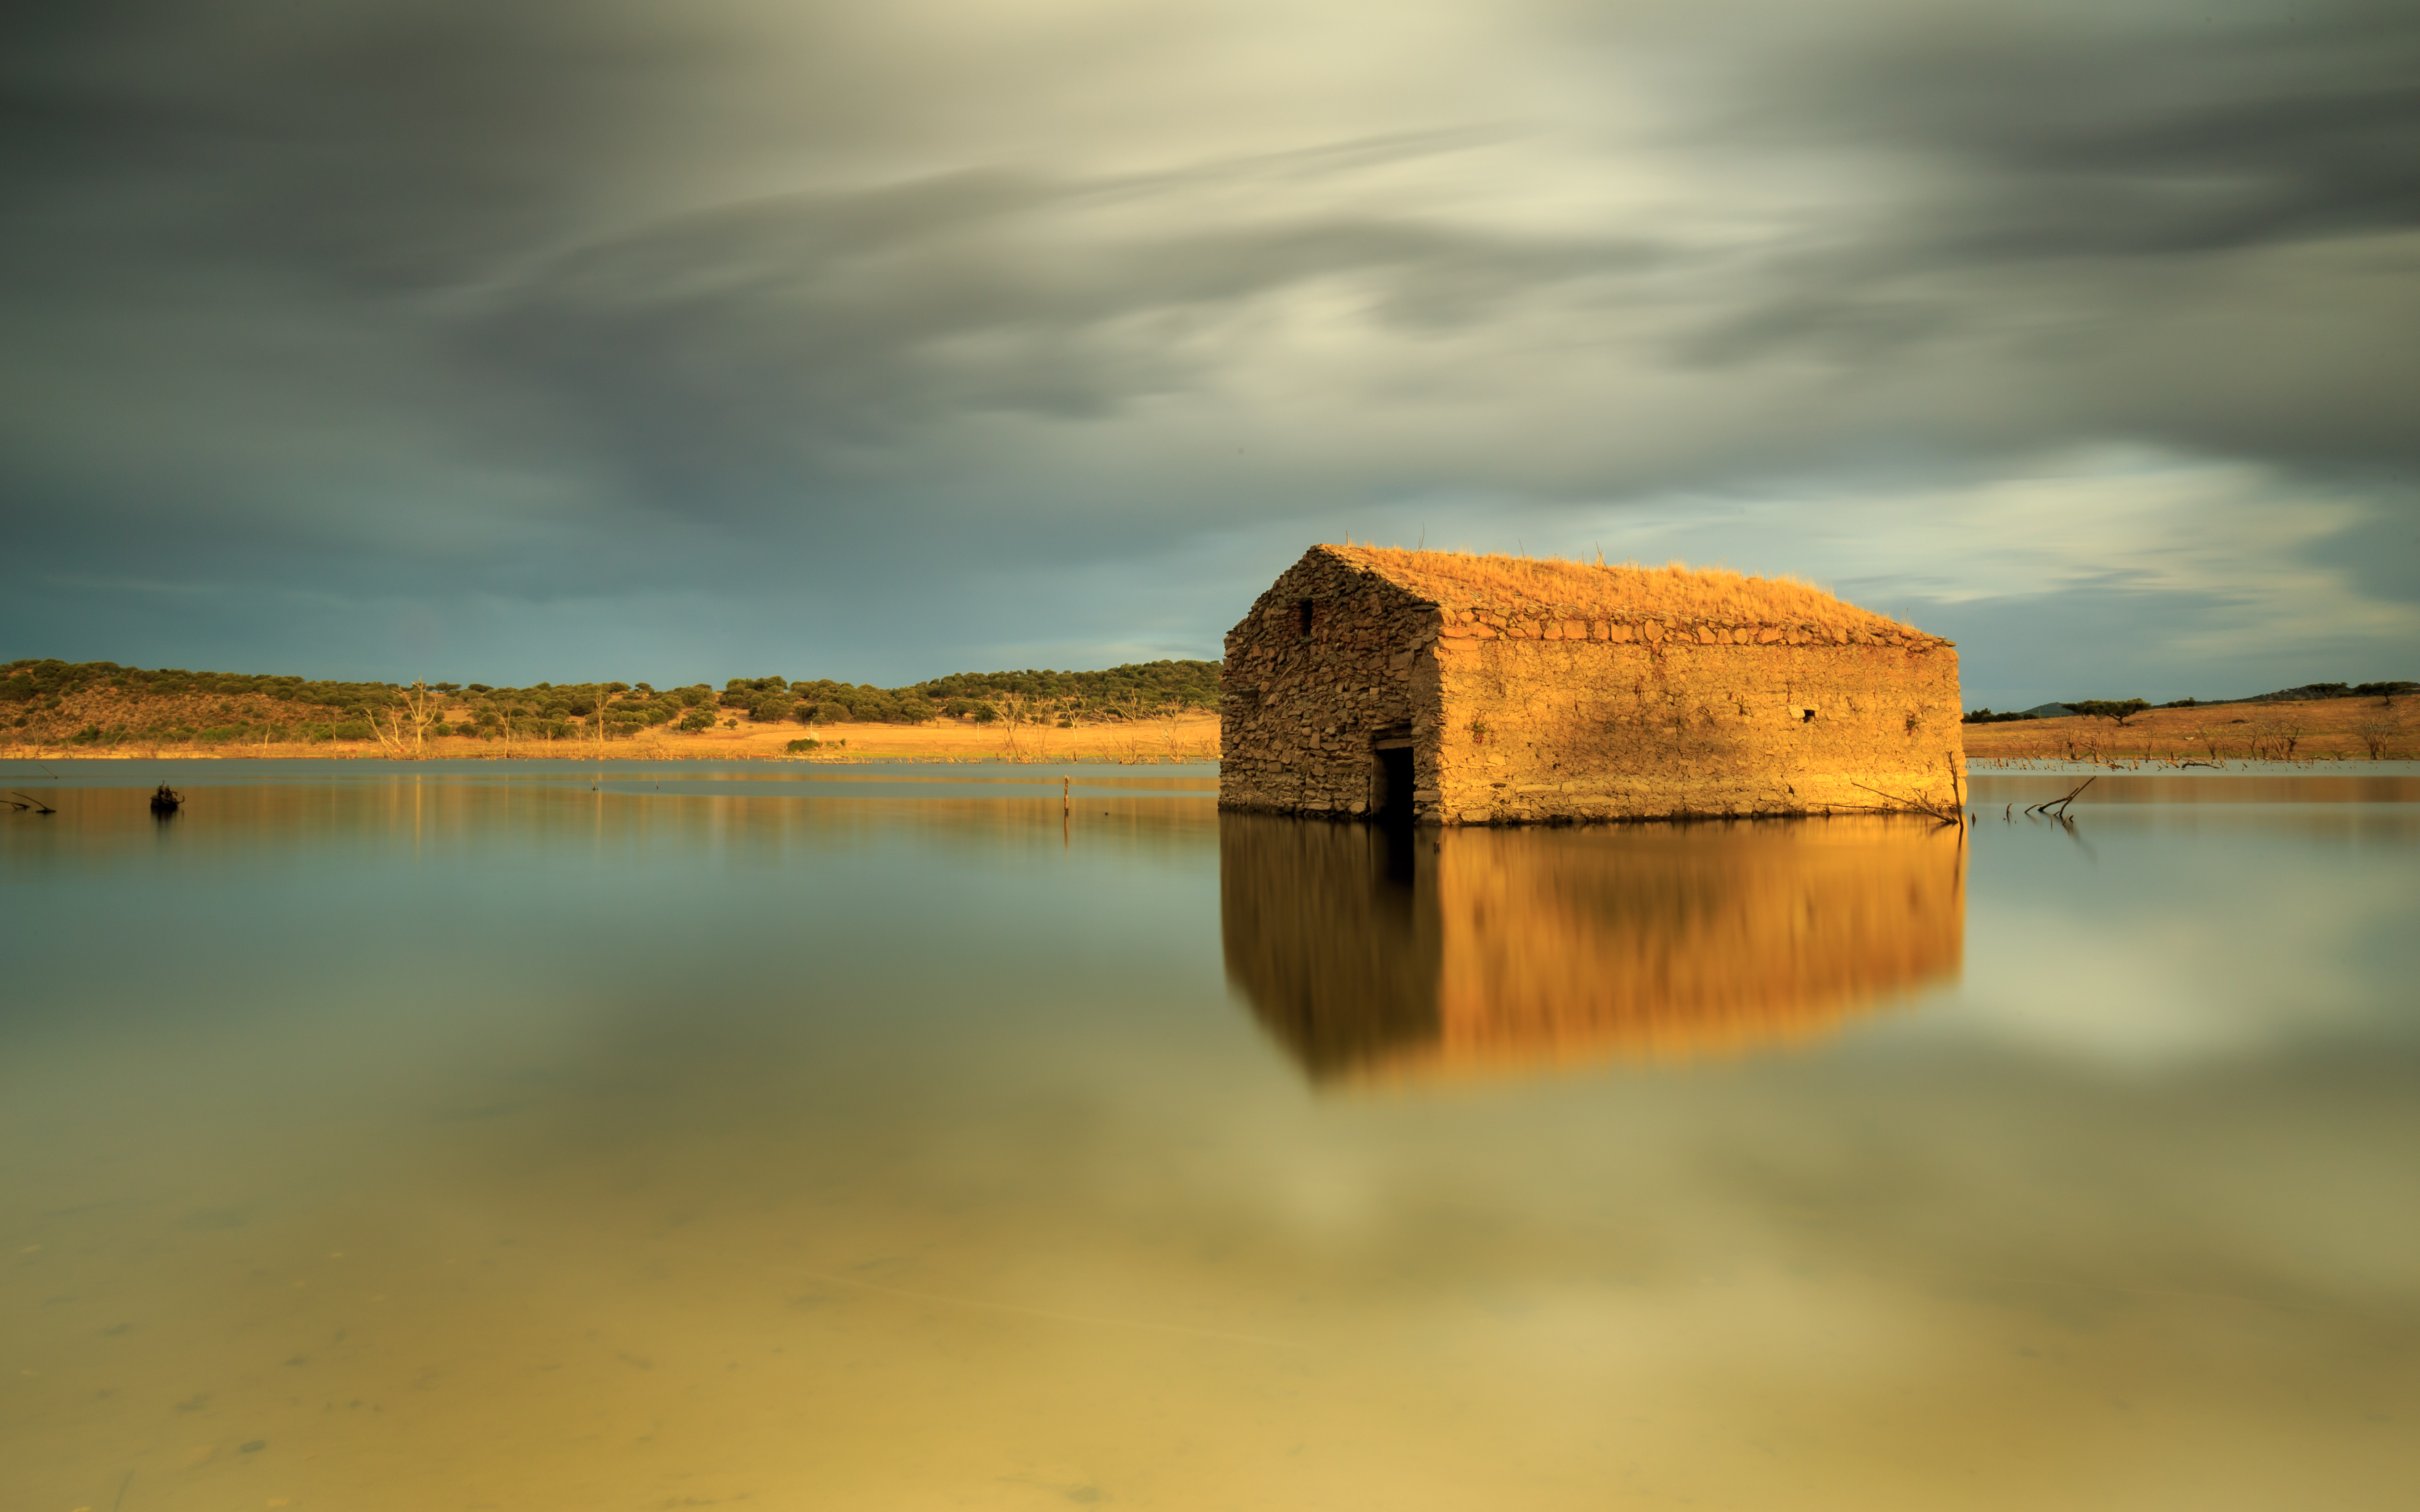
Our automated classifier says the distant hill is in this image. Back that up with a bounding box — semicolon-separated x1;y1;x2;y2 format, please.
1;656;1221;750
2229;681;2416;703
1967;682;2413;723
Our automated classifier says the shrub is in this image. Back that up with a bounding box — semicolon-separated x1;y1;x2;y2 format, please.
2070;699;2151;726
679;707;715;732
786;737;820;752
724;676;787;708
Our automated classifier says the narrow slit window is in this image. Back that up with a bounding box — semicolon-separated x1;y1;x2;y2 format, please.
1297;599;1316;638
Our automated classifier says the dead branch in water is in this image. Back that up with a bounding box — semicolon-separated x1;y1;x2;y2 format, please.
2025;776;2096;818
4;790;57;813
1847;781;1963;826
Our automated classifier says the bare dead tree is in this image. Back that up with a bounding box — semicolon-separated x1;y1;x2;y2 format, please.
363;701;407;757
994;692;1034;756
365;681;441;758
1114;693;1152;762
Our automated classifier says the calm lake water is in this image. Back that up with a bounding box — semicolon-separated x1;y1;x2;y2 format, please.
5;761;2417;1511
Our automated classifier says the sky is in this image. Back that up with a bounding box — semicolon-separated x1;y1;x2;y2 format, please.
3;0;2415;708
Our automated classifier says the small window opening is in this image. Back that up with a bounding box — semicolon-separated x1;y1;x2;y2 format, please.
1297;599;1316;638
1801;708;1816;723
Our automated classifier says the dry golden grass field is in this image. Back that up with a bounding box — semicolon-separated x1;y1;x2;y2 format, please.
2;698;1222;763
1961;695;2420;765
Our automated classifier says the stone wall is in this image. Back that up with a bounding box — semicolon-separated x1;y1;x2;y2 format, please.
1218;550;1440;817
1424;610;1965;822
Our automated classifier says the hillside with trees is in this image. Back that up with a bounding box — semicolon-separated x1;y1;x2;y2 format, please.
1;657;1220;753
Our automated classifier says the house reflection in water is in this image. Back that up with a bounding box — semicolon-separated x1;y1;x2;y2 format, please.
1221;815;1964;1082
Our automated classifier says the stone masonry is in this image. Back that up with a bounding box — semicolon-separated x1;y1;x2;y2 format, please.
1220;545;1967;824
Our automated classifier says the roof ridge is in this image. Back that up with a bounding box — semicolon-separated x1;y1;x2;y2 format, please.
1313;543;1922;637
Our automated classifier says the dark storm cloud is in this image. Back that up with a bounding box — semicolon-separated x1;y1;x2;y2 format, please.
1739;1;2420;256
1620;0;2420;455
0;0;2413;683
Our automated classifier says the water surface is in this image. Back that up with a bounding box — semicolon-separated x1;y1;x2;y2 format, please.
5;762;2416;1510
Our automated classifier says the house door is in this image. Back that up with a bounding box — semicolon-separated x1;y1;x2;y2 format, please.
1372;745;1415;826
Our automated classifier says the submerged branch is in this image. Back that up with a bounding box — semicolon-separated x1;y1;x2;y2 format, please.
1847;781;1964;826
2025;776;2097;818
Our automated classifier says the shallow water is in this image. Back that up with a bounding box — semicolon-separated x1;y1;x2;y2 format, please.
5;762;2416;1510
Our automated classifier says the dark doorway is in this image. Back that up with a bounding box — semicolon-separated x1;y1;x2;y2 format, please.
1373;745;1415;826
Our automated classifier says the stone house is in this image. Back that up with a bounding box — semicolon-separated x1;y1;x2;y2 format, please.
1219;544;1966;824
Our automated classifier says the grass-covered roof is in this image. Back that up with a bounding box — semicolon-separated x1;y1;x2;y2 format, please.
1328;545;1915;636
